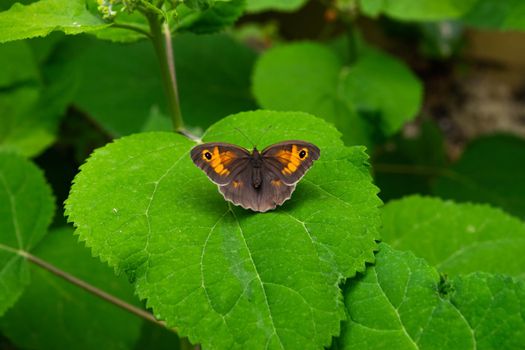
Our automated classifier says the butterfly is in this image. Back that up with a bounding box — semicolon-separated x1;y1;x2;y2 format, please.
190;141;320;212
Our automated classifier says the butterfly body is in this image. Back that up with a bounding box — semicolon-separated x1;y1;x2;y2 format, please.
191;141;320;212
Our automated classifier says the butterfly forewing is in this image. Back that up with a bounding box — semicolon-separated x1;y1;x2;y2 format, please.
190;143;250;185
262;141;320;185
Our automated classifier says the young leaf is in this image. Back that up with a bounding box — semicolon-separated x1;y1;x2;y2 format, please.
0;153;54;316
0;227;143;350
252;42;422;146
336;244;525;349
448;272;525;349
66;111;381;349
381;196;525;279
0;0;108;43
433;135;525;219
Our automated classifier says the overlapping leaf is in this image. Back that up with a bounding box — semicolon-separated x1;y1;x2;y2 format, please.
0;227;143;350
449;273;525;349
0;0;108;43
381;196;525;279
252;42;422;146
66;111;381;349
337;244;474;349
336;244;525;350
0;153;54;315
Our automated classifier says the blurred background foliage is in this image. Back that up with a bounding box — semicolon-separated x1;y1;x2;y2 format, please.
0;0;524;348
1;0;523;219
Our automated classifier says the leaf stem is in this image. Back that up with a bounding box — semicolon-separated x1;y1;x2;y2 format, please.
146;13;184;131
15;249;168;329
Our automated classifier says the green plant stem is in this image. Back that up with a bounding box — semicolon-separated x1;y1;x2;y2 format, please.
8;248;169;330
146;13;184;131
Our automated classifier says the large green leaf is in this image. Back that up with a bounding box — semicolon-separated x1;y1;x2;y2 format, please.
252;42;422;146
0;227;143;350
66;110;381;349
360;0;478;21
381;196;525;279
0;153;54;316
336;244;525;349
246;0;307;13
433;135;525;219
0;0;108;43
72;33;256;136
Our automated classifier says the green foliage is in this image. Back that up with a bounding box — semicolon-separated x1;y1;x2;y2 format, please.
0;39;74;157
463;0;525;30
373;120;447;201
65;111;381;348
0;0;524;348
360;0;478;21
337;244;474;349
0;227;143;350
360;0;525;30
381;196;525;279
433;135;525;219
0;0;108;43
0;152;54;316
175;0;245;34
252;41;422;146
246;0;307;13
337;243;525;350
72;33;256;136
449;273;525;349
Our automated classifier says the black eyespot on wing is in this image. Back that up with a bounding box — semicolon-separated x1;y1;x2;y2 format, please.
299;150;306;159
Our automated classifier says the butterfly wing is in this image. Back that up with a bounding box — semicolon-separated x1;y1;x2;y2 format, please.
218;166;296;212
190;143;250;185
262;140;320;185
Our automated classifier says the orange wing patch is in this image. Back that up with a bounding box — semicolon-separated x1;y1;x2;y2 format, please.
275;145;309;175
201;146;237;176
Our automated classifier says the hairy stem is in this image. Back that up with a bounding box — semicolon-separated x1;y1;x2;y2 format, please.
147;13;184;131
14;249;167;329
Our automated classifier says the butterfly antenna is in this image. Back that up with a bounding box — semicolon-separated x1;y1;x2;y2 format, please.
234;127;256;148
255;125;273;147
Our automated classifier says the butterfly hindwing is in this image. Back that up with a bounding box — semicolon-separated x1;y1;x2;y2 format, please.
219;165;296;212
262;141;320;185
190;143;250;185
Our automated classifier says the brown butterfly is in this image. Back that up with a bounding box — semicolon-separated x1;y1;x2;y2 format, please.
190;141;320;212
